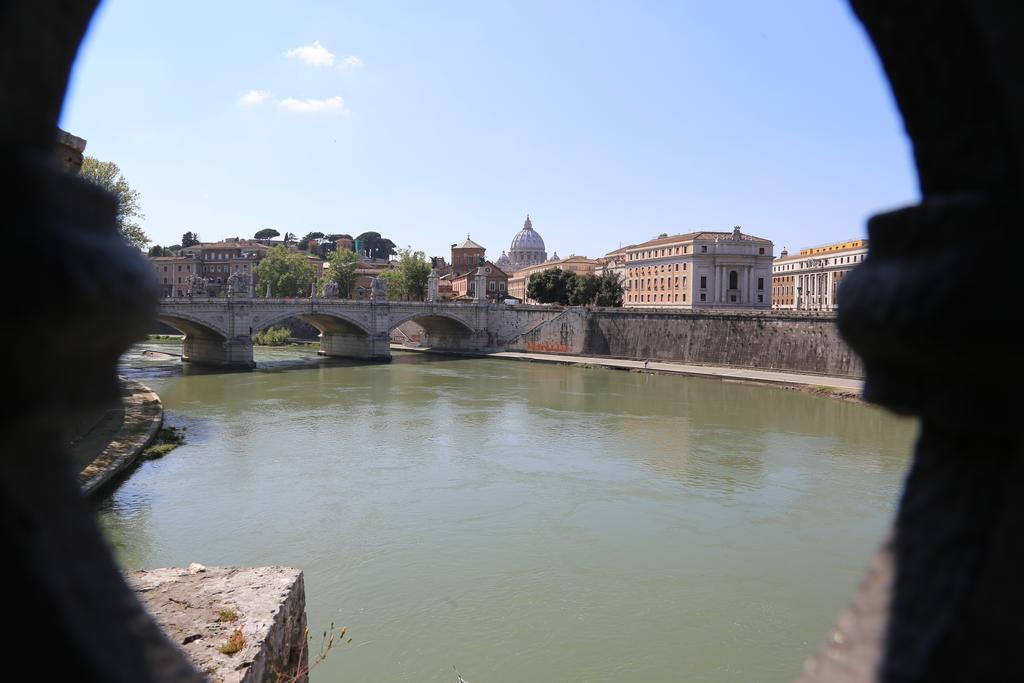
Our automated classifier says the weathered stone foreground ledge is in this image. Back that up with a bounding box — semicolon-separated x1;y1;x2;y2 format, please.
128;566;307;683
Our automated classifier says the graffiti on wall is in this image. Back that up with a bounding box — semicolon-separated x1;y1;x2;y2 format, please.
526;341;571;353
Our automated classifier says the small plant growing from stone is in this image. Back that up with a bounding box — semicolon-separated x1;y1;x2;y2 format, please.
215;608;239;623
141;426;186;460
219;629;245;655
273;623;352;683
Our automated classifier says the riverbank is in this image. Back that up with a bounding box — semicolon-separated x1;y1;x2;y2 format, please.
391;344;864;400
76;377;163;496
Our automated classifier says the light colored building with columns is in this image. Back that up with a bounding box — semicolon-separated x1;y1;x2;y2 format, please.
771;238;869;310
622;227;774;309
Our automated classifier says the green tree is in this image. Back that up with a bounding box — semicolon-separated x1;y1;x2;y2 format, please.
181;231;201;248
568;273;601;306
298;231;325;251
254;228;280;240
282;232;297;245
80;155;149;249
378;268;404;301
254;246;316;297
324;248;360;298
594;272;624;307
527;269;576;304
391;248;432;301
356;231;397;260
147;245;174;257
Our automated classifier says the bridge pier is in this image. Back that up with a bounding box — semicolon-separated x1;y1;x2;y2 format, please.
182;334;255;368
320;331;392;361
423;329;491;353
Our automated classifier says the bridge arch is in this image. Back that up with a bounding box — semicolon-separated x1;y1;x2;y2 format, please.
389;311;476;337
156;312;229;340
251;309;372;338
388;310;485;353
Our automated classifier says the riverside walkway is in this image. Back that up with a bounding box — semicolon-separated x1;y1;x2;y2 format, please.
392;345;863;394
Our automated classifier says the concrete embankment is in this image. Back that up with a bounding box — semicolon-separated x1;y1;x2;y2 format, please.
76;377;163;497
393;345;862;396
128;565;308;683
504;307;862;378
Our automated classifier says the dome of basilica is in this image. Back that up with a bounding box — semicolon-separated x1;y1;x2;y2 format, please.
508;214;547;268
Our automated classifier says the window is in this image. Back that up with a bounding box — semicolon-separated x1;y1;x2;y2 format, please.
729;271;738;289
700;293;706;302
758;294;764;303
758;277;764;290
499;282;505;291
701;245;707;253
488;281;495;291
700;276;707;289
759;247;765;255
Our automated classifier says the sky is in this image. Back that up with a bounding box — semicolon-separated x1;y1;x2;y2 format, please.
61;0;918;259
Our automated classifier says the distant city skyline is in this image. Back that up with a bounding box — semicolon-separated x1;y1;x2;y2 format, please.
61;0;917;259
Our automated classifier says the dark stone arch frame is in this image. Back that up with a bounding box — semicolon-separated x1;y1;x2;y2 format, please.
2;0;1021;680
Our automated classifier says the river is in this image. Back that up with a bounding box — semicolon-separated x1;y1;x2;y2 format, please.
99;341;915;682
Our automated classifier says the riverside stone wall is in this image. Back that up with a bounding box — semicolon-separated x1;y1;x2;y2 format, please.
508;308;862;377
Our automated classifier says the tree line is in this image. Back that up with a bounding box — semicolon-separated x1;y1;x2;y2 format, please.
527;269;623;307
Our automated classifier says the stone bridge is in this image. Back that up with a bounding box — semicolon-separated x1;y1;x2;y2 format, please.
157;297;560;367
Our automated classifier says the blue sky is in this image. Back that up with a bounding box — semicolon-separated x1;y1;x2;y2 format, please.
61;0;918;259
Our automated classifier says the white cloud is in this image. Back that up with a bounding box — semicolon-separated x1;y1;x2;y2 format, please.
279;95;346;113
284;40;335;67
239;89;273;105
338;55;364;71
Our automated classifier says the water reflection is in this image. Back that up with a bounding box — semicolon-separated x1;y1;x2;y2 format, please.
102;343;915;683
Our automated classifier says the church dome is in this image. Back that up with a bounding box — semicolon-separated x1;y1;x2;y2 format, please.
508;214;547;268
510;214;546;252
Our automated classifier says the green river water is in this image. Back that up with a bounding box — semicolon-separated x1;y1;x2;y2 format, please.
100;341;915;682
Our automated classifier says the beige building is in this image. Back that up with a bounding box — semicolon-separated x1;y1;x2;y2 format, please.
177;240;269;294
771;238;868;310
151;255;199;297
622;227;774;309
153;239;328;297
594;246;628;283
508;255;600;303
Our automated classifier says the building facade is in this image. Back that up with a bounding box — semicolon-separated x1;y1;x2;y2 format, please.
151;255;199;297
151;239;331;297
622;227;774;309
771;239;868;310
177;240;269;294
450;237;486;276
594;246;628;284
448;262;509;301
